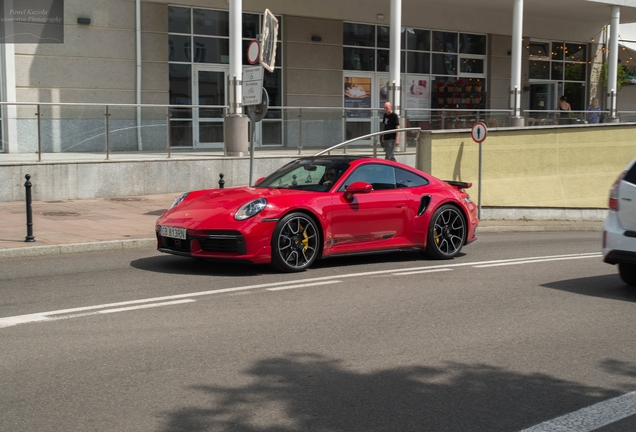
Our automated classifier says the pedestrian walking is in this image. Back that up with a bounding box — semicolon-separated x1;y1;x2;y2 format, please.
381;102;400;161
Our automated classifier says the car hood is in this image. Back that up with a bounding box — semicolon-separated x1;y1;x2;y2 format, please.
159;187;316;227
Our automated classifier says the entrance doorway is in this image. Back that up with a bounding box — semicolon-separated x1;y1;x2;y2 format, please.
193;65;226;149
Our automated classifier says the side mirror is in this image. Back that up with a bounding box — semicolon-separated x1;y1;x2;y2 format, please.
255;177;265;185
343;181;372;200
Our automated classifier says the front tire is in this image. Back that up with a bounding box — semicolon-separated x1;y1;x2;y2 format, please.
425;205;466;260
618;263;636;287
271;212;321;272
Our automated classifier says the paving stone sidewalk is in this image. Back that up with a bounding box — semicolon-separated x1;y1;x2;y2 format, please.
0;193;604;259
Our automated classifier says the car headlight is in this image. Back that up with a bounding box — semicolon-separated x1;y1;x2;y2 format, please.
235;198;267;220
170;192;189;209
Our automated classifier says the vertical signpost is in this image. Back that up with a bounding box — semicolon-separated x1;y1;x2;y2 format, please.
470;121;487;220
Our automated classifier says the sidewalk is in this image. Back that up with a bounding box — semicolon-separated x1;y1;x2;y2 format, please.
0;193;604;260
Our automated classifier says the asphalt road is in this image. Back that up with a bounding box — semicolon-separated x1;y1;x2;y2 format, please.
2;231;636;432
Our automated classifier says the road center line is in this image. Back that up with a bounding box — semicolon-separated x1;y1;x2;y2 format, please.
519;390;636;432
0;252;602;329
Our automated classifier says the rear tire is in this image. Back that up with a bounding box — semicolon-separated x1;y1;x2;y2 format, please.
271;212;320;272
618;263;636;287
424;205;466;260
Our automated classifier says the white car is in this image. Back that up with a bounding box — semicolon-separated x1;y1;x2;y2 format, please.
602;156;636;287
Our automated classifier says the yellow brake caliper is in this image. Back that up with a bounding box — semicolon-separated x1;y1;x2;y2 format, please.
434;227;440;244
301;224;309;252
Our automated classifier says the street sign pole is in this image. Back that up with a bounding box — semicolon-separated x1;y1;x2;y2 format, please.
478;142;482;220
470;122;487;220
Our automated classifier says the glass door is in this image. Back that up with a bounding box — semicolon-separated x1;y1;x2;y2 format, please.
193;65;227;149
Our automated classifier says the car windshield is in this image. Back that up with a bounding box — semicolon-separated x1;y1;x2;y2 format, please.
256;159;350;192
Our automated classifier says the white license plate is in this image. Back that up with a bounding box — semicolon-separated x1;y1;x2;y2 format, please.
161;225;187;240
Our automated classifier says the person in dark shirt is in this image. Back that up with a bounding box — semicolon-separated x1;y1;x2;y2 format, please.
381;102;400;161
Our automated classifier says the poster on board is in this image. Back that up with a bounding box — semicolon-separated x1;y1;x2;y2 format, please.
405;75;430;120
344;76;371;118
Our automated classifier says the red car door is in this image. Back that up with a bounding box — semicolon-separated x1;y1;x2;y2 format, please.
326;163;409;254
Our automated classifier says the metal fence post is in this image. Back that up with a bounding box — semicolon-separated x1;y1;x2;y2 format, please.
36;105;42;162
105;105;110;160
166;108;171;158
297;108;302;155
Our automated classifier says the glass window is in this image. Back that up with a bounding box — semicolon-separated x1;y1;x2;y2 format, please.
564;63;586;81
377;26;390;48
169;64;192;106
406;28;430;51
169;35;190;62
551;63;563;80
432;31;457;53
529;42;550;60
395;167;428;188
377;49;390;72
243;13;259;39
460;58;483;74
528;60;550;79
344;47;375;71
170;121;193;147
565;43;586;62
193;37;229;63
168;6;190;34
407;51;430;74
341;164;396;190
344;23;375;47
193;9;229;37
551;42;564;60
432;53;457;75
459;33;486;54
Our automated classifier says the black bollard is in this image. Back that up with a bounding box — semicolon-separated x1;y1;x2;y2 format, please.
24;174;35;242
218;173;225;189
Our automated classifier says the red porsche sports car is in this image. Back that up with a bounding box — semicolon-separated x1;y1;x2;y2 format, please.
156;156;478;272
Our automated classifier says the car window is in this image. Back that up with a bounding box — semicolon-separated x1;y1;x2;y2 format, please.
395;167;429;188
624;160;636;185
340;164;396;191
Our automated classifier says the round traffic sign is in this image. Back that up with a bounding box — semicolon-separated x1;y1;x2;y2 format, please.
471;121;487;143
247;40;260;65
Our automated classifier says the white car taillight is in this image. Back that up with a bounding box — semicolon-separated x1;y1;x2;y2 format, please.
609;171;626;211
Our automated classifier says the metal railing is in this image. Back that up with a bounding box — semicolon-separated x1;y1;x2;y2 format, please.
0;102;633;161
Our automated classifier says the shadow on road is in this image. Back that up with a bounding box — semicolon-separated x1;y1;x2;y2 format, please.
541;274;636;302
131;251;465;276
158;353;631;432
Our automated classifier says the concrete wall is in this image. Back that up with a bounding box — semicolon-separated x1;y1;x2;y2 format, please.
416;123;636;209
0;153;416;202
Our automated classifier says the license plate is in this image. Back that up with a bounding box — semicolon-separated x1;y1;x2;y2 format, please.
160;225;187;240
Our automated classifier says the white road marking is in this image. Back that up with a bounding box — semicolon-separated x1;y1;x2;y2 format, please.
391;268;453;276
519;390;636;432
474;254;600;268
266;280;342;291
0;252;603;329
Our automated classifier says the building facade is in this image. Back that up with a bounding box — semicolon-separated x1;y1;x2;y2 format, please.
2;0;636;154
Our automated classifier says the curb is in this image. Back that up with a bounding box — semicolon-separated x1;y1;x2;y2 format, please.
478;225;602;233
0;225;604;260
0;238;156;259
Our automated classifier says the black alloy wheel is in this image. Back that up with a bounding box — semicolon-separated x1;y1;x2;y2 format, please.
425;205;466;260
271;212;321;272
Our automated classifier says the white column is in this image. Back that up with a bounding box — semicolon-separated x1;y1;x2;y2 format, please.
608;6;619;119
229;0;242;114
389;0;402;114
1;0;18;153
510;0;523;120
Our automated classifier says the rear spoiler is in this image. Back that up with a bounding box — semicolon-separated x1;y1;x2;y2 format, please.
444;180;473;189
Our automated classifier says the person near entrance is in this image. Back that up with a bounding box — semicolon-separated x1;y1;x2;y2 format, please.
556;95;571;124
381;102;400;161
